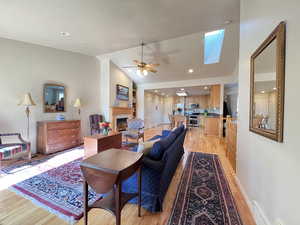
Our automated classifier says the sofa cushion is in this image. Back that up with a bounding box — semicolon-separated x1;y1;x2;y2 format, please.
172;125;184;137
148;133;177;160
159;133;177;149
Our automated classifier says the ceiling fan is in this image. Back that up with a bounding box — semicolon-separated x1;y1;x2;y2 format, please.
123;42;160;76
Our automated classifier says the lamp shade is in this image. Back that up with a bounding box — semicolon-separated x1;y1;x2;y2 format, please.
73;98;81;108
19;93;36;106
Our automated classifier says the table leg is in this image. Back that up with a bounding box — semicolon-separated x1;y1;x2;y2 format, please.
83;180;88;225
115;182;122;225
138;167;142;217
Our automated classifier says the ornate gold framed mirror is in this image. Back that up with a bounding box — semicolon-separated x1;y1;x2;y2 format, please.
250;22;286;142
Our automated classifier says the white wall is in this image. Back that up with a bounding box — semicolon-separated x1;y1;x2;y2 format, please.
0;37;101;153
238;1;300;225
144;92;165;128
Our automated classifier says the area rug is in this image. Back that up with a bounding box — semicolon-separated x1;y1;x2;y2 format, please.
1;144;137;224
167;152;243;225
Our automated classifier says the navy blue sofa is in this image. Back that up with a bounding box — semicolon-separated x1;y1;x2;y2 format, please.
122;125;187;212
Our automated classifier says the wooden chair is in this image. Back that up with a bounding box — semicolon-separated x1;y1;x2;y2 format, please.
173;115;187;128
122;119;144;143
0;133;31;168
89;114;103;135
168;114;175;129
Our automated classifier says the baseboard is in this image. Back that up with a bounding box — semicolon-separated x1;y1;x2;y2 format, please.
234;175;272;225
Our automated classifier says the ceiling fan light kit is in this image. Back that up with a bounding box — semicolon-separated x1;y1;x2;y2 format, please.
123;42;160;77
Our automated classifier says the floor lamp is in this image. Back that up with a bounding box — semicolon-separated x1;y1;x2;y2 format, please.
19;93;36;140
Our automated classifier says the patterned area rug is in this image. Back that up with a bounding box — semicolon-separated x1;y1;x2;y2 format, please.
1;144;137;224
167;152;243;225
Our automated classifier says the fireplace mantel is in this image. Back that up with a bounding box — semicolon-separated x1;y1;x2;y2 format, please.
111;107;133;131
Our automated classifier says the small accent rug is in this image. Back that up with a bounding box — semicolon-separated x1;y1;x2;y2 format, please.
1;144;137;224
167;152;243;225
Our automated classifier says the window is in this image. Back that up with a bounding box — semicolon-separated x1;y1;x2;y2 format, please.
204;29;225;64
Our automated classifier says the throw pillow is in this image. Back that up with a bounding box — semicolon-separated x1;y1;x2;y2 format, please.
148;141;164;160
137;140;156;155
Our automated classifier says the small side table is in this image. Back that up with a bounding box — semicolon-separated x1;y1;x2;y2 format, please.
83;132;122;158
80;148;143;225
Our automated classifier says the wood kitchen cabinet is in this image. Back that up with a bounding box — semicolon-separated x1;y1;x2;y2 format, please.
225;117;237;172
204;117;221;136
209;84;221;109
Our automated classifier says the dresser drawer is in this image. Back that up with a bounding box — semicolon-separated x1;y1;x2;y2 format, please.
47;128;79;140
47;121;80;130
47;134;79;145
47;141;79;153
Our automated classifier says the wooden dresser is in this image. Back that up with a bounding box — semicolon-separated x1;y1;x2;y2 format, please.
37;120;81;154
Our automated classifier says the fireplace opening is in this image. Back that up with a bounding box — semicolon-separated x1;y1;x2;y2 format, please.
116;118;128;131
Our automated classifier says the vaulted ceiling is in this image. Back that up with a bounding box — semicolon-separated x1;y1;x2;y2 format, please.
0;0;240;84
0;0;239;55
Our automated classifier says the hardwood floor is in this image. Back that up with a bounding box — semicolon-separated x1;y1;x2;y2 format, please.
0;127;256;225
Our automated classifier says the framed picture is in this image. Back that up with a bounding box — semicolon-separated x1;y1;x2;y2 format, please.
116;84;129;101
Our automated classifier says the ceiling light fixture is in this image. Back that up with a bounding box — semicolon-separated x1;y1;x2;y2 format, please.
224;20;232;25
188;69;194;73
261;90;265;94
60;31;70;37
176;92;188;97
137;68;148;76
273;87;277;90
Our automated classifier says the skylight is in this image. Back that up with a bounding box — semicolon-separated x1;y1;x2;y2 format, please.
204;29;225;64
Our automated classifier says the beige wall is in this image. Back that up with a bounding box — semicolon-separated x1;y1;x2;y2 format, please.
238;1;300;224
109;62;133;108
144;92;165;128
0;37;101;153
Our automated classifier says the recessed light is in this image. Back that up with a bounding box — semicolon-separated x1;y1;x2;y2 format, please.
188;69;194;73
180;88;185;91
176;92;188;97
224;20;232;25
261;90;265;94
60;31;70;37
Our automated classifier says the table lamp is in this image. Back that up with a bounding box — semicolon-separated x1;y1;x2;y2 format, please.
73;98;82;115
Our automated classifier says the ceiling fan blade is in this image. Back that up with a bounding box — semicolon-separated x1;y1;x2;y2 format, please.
148;63;160;67
147;68;157;73
122;66;137;68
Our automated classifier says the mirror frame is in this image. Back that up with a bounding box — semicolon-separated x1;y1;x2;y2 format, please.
249;21;286;142
43;83;66;113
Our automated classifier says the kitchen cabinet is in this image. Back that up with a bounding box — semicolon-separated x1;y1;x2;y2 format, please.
209;85;221;109
186;95;209;109
225;117;237;172
204;117;221;136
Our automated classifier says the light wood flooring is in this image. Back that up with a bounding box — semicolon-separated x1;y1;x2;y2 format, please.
0;127;256;225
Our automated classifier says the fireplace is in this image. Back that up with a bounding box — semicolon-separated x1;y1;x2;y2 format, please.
111;107;133;132
116;117;128;131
